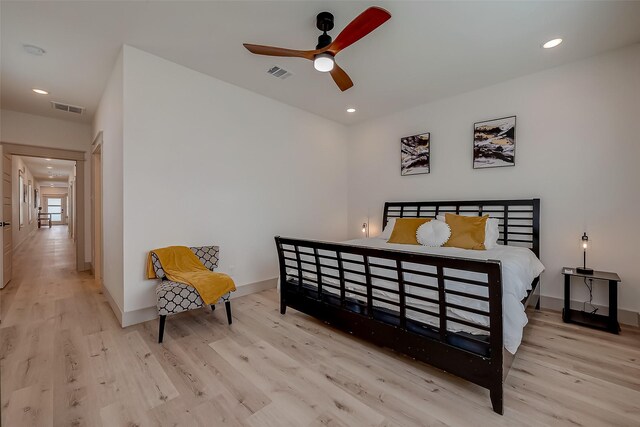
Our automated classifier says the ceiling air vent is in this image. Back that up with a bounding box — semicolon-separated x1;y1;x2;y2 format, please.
267;66;292;80
51;101;84;115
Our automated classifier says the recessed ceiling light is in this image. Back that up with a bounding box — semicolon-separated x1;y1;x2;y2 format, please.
346;108;356;113
542;38;563;49
45;158;51;161
32;88;48;95
46;166;53;169
23;44;46;56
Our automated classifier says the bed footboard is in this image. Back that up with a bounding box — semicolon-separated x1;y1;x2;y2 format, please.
275;236;505;414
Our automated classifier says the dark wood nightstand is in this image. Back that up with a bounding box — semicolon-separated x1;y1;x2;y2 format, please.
561;267;621;334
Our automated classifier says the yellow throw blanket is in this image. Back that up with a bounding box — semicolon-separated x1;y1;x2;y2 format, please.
147;246;236;305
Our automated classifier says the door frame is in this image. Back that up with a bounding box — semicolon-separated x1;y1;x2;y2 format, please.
0;142;87;272
91;133;103;283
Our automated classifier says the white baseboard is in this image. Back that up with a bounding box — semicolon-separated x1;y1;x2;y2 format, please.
102;282;123;326
230;278;277;298
122;306;158;328
110;278;278;328
541;295;639;327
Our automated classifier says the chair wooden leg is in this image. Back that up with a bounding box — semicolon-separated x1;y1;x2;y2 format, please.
225;301;232;325
158;315;167;343
210;304;216;312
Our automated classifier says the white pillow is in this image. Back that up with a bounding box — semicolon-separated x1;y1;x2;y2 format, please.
436;214;500;249
484;218;500;249
416;220;451;247
378;218;397;239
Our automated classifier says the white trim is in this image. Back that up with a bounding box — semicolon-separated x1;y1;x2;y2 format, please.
230;278;277;299
541;295;639;327
106;278;278;328
102;281;123;326
122;306;158;328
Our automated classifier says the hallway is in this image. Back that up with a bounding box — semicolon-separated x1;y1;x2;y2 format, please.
0;225;108;425
1;226;79;325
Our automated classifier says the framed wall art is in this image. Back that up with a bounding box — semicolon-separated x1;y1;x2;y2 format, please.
473;116;516;169
401;132;430;176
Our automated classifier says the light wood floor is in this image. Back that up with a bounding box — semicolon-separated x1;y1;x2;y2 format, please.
1;227;639;426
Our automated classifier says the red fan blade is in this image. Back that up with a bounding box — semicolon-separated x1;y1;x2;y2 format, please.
243;44;315;60
327;7;391;55
330;63;354;91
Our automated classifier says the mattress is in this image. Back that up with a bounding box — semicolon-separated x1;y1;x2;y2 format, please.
284;237;544;354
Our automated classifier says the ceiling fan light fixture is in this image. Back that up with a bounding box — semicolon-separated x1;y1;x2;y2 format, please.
313;53;334;72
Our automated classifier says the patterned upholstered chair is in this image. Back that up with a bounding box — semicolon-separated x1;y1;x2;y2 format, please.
150;246;232;343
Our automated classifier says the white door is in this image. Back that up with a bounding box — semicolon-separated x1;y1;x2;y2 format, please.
43;195;66;225
1;147;11;289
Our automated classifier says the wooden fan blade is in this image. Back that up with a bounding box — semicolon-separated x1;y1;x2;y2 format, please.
330;64;354;91
327;7;391;54
243;44;314;60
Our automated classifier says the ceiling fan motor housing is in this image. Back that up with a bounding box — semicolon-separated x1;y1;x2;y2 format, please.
316;12;334;49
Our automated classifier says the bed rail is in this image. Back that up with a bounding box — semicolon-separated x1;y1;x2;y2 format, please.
275;237;506;414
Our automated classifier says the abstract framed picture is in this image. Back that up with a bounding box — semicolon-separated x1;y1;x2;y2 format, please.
401;132;430;176
473;116;516;169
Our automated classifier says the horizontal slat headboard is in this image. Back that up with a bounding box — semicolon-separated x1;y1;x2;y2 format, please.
383;199;540;257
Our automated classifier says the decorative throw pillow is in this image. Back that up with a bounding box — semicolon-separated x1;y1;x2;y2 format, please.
437;214;499;249
484;218;500;249
442;213;488;250
378;218;397;240
387;218;432;245
416;220;451;247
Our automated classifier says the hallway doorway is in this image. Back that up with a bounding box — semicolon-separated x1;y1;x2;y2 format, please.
4;154;77;292
0;143;87;274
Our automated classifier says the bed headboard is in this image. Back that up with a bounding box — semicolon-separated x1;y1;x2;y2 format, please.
383;199;540;257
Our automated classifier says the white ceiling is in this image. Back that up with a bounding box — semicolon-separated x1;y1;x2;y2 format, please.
2;1;640;125
20;156;74;187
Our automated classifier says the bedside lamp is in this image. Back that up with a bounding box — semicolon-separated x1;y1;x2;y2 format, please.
362;222;369;238
576;232;594;275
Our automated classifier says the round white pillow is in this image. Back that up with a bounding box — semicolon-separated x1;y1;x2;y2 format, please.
416;220;451;247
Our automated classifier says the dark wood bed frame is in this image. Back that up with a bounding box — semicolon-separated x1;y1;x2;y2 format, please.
275;199;540;414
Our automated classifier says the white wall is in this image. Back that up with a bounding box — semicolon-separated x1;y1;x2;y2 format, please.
11;156;39;249
0;109;93;262
121;46;348;312
92;49;124;313
347;44;640;314
40;187;69;196
1;110;92;151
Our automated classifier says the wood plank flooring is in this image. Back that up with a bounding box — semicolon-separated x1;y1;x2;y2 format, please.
1;226;639;426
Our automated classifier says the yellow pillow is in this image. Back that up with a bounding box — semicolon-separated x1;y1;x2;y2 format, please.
443;213;488;250
387;218;432;245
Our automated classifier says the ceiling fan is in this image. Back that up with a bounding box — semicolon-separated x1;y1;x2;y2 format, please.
243;6;391;91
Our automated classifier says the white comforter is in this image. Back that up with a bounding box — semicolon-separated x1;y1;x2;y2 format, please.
286;238;544;354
